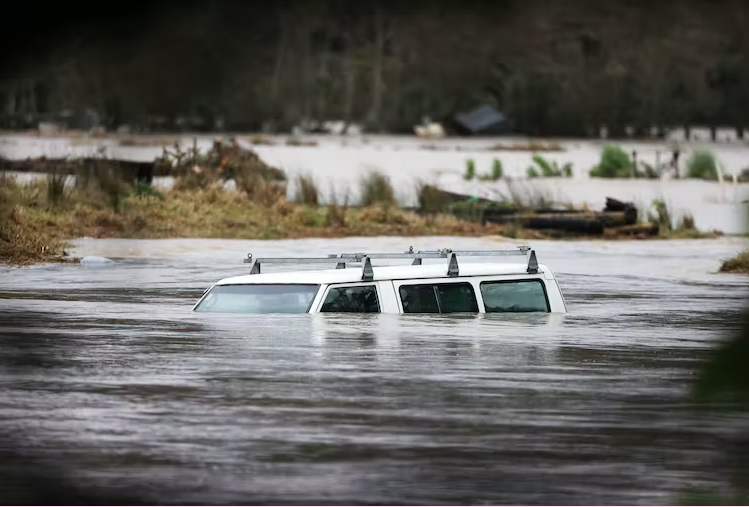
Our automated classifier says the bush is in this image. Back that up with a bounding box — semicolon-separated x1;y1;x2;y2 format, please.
686;150;719;180
590;145;632;178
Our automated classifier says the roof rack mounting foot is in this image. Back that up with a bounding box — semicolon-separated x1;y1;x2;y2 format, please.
527;250;539;274
361;256;374;281
447;252;459;277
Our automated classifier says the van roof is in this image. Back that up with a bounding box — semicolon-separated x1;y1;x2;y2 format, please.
216;262;552;286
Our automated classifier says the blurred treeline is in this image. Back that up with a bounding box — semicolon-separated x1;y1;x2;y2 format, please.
1;0;749;135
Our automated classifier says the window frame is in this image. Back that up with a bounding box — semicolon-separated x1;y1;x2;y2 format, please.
318;282;382;313
479;278;551;313
397;281;479;314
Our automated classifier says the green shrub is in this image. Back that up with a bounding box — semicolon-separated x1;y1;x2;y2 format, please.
590;145;632;178
686;150;719;180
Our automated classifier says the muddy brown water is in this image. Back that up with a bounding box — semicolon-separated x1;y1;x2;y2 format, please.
1;237;748;505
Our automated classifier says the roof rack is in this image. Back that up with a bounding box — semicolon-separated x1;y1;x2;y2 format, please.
243;246;538;280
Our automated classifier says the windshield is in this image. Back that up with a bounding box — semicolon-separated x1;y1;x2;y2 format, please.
193;284;320;313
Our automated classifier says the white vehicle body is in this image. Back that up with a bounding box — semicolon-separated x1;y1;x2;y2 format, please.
192;247;567;315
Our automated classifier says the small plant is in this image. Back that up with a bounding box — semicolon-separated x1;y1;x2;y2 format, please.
647;199;671;230
463;159;476;181
293;174;320;206
639;162;660;179
524;154;573;178
359;170;395;207
131;181;164;200
491;158;504;180
686;150;719;180
479;159;504;181
677;213;696;231
590;145;632;178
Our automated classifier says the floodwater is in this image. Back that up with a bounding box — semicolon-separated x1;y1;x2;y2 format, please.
1;236;749;505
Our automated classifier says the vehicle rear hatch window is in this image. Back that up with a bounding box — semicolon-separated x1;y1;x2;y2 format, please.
194;284;320;313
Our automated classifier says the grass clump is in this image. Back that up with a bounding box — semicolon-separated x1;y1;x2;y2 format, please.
719;250;749;274
359;170;396;207
590;145;632;178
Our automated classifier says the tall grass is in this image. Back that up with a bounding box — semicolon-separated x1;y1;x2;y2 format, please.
293;174;320;206
326;185;350;227
46;170;68;208
359;170;395;207
502;178;556;209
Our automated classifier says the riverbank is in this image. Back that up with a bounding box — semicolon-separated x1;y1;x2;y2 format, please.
0;141;728;266
0;177;519;266
3;132;749;235
0;177;723;267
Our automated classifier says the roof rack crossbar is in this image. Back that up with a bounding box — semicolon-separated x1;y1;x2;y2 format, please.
243;246;539;277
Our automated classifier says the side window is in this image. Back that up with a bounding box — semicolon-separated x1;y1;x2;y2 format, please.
399;282;478;314
437;283;478;313
480;280;549;312
399;285;440;313
320;284;380;313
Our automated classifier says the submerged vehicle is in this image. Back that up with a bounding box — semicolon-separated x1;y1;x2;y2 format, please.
192;246;567;314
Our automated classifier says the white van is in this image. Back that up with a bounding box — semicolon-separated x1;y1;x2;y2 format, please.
192;246;567;314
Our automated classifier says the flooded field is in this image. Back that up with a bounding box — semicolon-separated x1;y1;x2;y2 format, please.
2;133;749;234
1;236;748;504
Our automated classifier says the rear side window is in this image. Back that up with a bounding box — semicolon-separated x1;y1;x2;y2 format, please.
480;280;549;312
194;284;320;313
399;282;478;314
320;284;380;312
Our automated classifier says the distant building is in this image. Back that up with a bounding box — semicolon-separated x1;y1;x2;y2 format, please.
450;104;510;136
